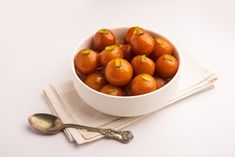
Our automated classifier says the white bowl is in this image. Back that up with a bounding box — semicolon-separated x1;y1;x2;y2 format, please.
71;27;181;117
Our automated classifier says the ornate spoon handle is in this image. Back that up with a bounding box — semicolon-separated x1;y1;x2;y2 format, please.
63;124;134;143
99;129;134;143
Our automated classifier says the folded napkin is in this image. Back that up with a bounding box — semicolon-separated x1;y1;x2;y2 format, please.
43;51;217;144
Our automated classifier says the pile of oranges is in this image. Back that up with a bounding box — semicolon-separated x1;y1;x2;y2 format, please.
74;26;179;96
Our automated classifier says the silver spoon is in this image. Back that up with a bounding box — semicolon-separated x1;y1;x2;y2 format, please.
28;113;134;143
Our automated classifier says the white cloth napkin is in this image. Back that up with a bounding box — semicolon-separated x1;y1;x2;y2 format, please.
43;51;217;144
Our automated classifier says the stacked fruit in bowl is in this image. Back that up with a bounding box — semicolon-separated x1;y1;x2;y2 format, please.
74;26;179;96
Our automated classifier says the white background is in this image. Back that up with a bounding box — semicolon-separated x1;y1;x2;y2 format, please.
1;0;235;156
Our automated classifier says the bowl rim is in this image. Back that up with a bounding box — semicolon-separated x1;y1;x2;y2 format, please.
71;27;182;99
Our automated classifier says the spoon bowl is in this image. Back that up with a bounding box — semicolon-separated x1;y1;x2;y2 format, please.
28;113;64;134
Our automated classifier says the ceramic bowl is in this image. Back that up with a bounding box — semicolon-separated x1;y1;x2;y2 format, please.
71;27;181;117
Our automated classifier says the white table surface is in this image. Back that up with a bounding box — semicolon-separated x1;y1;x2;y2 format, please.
1;0;235;156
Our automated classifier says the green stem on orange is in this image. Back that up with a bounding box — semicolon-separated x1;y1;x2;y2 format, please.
105;45;117;51
98;29;109;34
81;49;91;55
141;55;146;62
134;26;144;35
164;55;174;61
156;38;164;45
107;88;116;94
142;75;151;81
115;59;122;68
